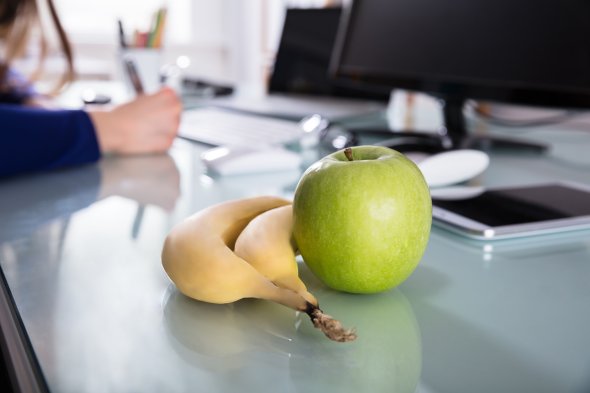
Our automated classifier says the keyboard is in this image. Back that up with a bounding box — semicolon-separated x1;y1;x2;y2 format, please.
178;107;304;146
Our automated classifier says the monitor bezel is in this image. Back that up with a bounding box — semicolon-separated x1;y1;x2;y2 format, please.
330;0;590;110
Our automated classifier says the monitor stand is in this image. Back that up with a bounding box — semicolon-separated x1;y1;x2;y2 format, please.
441;98;549;153
346;97;549;153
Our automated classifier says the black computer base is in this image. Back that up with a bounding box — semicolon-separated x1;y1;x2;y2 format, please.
346;128;549;154
458;134;548;152
371;131;452;153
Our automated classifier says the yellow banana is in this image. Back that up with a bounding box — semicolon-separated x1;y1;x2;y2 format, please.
234;204;318;306
161;196;356;342
162;196;303;308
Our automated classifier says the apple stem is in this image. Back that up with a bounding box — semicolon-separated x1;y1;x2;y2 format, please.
304;302;357;342
344;147;354;161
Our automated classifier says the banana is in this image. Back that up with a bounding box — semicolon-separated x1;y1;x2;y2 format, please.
161;195;356;342
233;204;356;342
162;196;303;308
234;205;318;306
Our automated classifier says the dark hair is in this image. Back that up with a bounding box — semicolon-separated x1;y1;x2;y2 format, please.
0;0;23;25
0;0;75;95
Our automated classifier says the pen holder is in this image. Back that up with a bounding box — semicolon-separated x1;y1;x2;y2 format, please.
118;48;162;95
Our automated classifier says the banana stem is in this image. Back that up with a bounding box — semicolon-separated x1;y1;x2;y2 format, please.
304;302;357;343
264;285;357;342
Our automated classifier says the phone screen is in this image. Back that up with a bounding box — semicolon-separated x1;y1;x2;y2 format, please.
432;184;590;227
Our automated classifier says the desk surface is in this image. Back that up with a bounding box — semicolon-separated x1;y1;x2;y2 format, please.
1;122;590;393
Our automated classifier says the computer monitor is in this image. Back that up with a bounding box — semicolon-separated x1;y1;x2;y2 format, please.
270;7;389;101
331;0;590;150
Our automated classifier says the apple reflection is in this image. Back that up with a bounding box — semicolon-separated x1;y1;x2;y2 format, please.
289;266;422;393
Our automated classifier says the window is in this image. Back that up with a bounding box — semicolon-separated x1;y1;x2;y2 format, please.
49;0;339;83
55;0;192;44
50;0;229;80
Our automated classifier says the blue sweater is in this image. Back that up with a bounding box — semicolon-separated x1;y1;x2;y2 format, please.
0;68;100;178
0;104;101;178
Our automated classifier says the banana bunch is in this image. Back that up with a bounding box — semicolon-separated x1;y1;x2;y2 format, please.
162;196;356;342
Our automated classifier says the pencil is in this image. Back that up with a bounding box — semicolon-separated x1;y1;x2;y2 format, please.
148;8;164;48
153;8;168;48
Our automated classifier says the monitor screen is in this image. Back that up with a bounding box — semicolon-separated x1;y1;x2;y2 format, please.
332;0;590;109
270;7;390;101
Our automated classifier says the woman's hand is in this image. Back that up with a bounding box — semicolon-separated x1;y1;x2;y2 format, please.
89;87;182;154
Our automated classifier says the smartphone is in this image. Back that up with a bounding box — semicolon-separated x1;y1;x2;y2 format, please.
431;182;590;240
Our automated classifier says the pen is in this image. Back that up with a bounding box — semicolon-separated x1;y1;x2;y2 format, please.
123;55;146;239
117;19;127;49
123;57;145;95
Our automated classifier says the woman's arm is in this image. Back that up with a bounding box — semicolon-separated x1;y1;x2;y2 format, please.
0;87;181;178
0;104;100;178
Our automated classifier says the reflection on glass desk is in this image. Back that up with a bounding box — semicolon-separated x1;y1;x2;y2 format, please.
0;124;590;393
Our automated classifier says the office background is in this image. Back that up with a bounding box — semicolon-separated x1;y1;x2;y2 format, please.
2;1;590;392
23;0;342;96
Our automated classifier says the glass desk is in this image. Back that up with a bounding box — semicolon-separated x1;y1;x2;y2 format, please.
0;123;589;393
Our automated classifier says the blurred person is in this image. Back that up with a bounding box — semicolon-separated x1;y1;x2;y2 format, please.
0;0;182;178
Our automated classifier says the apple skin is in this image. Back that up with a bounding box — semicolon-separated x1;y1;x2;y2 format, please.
293;145;431;294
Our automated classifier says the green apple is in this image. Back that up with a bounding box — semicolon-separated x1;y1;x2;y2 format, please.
292;145;431;293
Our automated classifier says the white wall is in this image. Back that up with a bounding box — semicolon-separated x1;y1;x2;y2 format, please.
45;0;339;91
52;0;230;82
